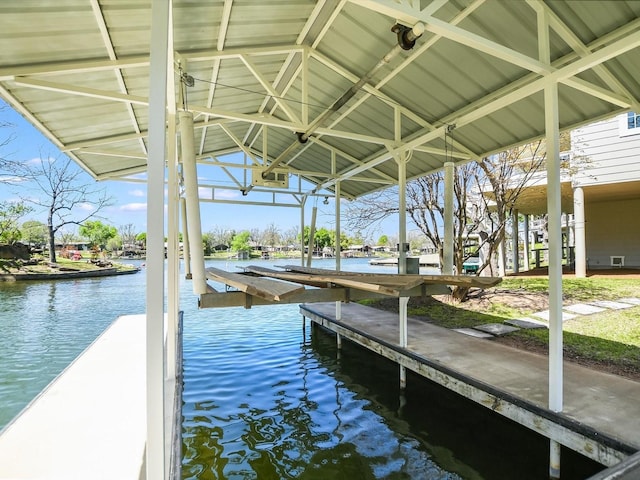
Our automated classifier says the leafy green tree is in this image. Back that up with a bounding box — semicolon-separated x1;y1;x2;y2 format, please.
0;201;32;244
314;227;333;249
230;231;252;253
377;234;388;246
21;220;47;246
136;232;147;249
79;220;117;249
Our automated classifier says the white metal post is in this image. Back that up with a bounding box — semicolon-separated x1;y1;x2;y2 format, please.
545;49;563;419
146;0;169;477
306;206;317;268
397;156;407;274
180;198;192;279
166;110;178;380
179;111;207;294
512;209;519;273
573;187;586;277
396;147;409;389
335;180;342;320
443;161;454;275
300;197;306;267
523;215;530;271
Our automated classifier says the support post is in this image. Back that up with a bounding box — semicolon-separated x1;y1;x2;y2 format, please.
546;83;563;417
443;161;454;275
523;215;530;271
180;198;192;279
550;440;561;479
574;187;586;277
306;206;317;267
397;155;407;274
146;0;169;477
399;296;409;389
166;105;178;381
300;197;306;267
512;209;519;273
179;111;207;294
335;181;342;319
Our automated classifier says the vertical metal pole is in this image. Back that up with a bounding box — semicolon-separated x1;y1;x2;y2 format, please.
574;187;586;277
512;209;519;273
397;156;407;274
399;296;409;389
335;180;342;322
545;51;563;417
180;198;192;279
523;215;530;271
179;111;207;294
443;161;454;275
540;3;563;475
166;111;178;380
335;179;341;271
146;0;169;477
306;206;317;268
300;197;306;267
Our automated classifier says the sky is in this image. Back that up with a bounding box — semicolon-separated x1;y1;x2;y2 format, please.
0;101;400;241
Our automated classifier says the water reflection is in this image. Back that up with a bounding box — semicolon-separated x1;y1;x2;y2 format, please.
181;304;463;479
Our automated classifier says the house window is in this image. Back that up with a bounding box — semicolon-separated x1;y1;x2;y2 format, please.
619;112;640;137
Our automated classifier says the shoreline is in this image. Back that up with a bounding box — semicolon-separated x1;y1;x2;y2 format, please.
0;266;141;282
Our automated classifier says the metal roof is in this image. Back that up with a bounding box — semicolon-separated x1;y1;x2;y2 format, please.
1;0;639;202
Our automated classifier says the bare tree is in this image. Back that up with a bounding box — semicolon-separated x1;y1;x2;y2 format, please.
262;222;281;247
346;141;548;299
119;223;138;248
19;153;113;263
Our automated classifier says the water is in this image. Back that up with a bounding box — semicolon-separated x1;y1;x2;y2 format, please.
0;257;603;478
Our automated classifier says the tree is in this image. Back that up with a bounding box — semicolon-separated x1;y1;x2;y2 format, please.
262;223;281;247
0;201;32;244
79;220;117;250
118;223;138;249
377;234;389;247
346;140;547;299
230;231;252;254
20;220;47;246
15;154;113;263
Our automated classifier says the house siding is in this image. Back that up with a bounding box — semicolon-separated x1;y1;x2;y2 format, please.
586;198;640;269
572;115;640;187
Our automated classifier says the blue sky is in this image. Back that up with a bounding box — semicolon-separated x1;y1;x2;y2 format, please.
1;102;399;240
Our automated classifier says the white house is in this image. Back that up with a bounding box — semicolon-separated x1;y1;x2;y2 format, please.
570;112;640;271
507;112;640;274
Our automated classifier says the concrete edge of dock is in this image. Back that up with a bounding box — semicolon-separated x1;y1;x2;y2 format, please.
0;313;183;480
300;302;639;471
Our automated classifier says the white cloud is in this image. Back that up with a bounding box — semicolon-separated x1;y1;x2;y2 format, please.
215;190;240;199
78;203;96;212
128;189;146;197
120;202;147;212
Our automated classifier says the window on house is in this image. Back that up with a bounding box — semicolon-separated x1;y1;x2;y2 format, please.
620;112;640;136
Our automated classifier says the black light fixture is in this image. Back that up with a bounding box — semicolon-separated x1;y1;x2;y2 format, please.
391;23;424;50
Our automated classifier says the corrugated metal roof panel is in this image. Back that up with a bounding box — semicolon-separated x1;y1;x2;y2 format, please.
1;1;639;201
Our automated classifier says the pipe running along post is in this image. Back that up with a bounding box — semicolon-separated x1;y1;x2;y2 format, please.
179;110;208;294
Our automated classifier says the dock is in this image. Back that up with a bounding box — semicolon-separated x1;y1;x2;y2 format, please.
0;314;182;480
300;302;640;472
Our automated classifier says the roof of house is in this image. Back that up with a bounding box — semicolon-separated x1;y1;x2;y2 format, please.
1;1;639;201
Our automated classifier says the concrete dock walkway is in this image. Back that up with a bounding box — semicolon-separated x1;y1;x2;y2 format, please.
301;302;640;468
0;315;148;480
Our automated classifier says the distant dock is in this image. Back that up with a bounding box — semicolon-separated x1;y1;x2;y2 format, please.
369;254;440;267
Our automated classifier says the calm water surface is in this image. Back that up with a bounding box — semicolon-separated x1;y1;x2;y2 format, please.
0;258;602;478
